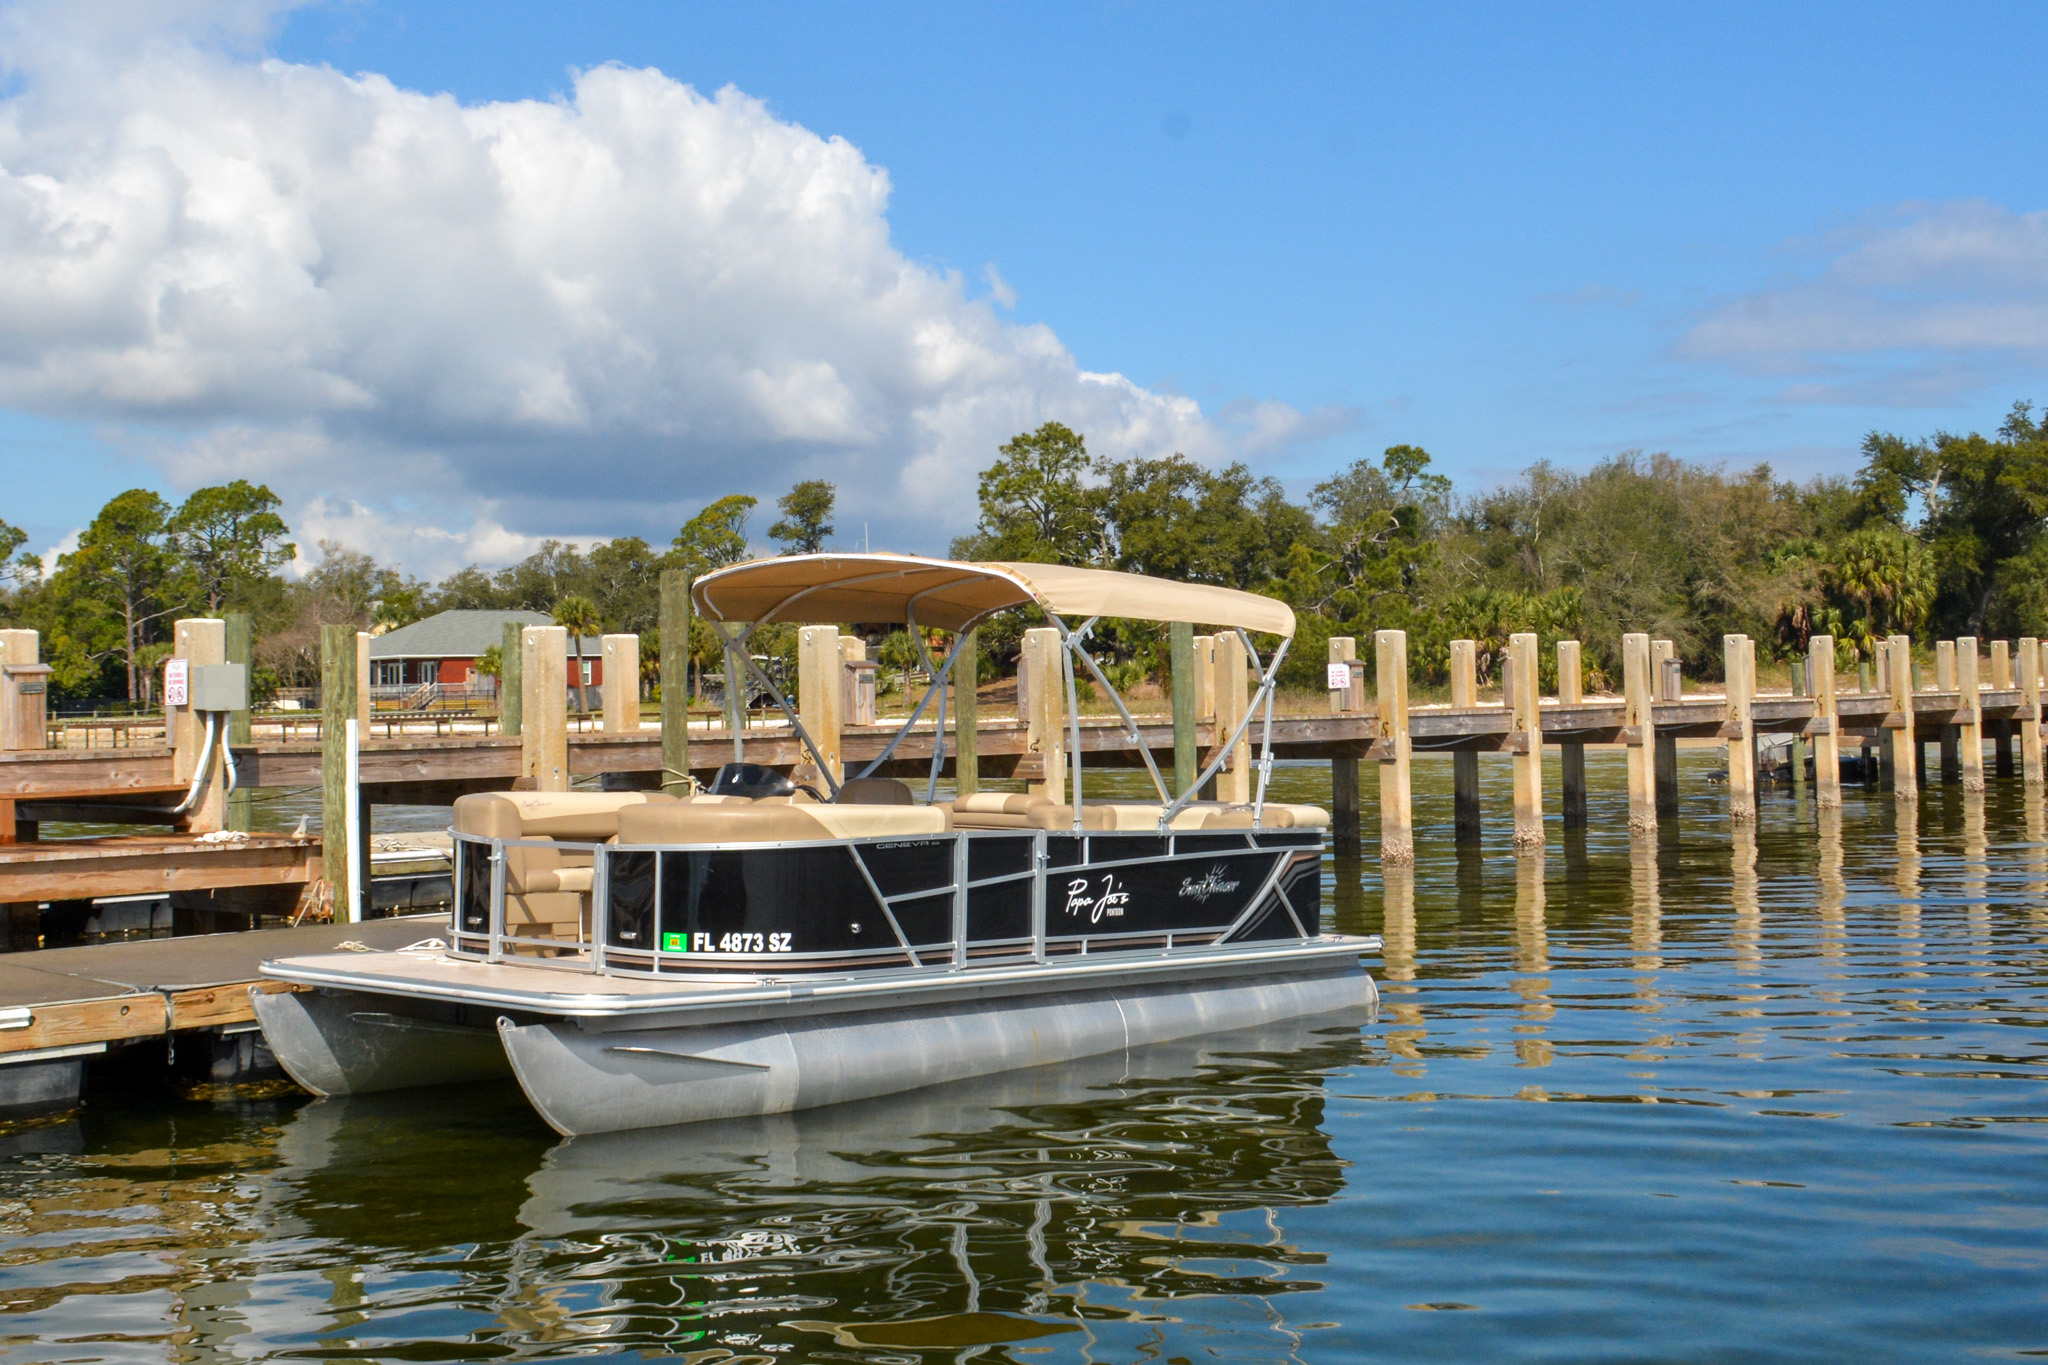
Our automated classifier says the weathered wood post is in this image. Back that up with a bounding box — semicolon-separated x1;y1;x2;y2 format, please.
320;624;358;914
521;625;569;791
1789;656;1809;794
953;628;980;797
1557;639;1586;828
1959;636;1984;792
1022;626;1066;804
1375;630;1413;863
1326;635;1360;857
796;626;844;785
1215;631;1252;804
1191;635;1216;721
1724;634;1757;821
659;570;690;795
1652;639;1680;818
1810;635;1841;809
1623;632;1657;833
225;612;253;832
1450;639;1481;841
1936;639;1960;784
601;634;638;734
2020;637;2043;788
500;620;523;738
171;617;230;835
1170;623;1197;800
1508;632;1544;848
1873;640;1895;788
1992;639;2015;776
1886;633;1918;799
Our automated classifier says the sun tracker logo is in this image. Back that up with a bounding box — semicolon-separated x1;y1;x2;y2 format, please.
1178;865;1241;902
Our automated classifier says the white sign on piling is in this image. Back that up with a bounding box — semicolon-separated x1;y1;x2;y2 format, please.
164;658;189;707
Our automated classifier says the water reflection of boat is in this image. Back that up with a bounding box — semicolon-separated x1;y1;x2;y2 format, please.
256;555;1380;1135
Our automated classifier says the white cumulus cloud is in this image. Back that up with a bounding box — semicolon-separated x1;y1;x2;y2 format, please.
0;0;1331;575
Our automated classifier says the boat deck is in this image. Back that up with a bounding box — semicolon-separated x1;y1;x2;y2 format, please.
262;934;1381;1027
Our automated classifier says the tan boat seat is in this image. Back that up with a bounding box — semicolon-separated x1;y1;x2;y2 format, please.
453;790;681;942
944;793;1328;833
837;777;915;805
618;800;949;846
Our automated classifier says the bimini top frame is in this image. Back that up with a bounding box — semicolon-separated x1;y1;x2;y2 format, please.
691;553;1296;831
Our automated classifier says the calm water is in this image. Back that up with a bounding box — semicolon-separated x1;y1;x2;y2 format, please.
4;753;2047;1362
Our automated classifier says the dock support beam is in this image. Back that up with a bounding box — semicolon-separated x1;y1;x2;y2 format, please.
521;626;569;791
953;628;980;797
1171;623;1198;801
1725;634;1757;821
1810;635;1841;809
1022;627;1066;804
1450;639;1481;842
659;570;690;795
1326;635;1359;858
1652;639;1680;818
601;634;638;734
1623;632;1656;832
225;612;253;833
1557;639;1586;829
320;623;358;914
796;626;844;785
1887;633;1918;799
1215;631;1251;804
1375;630;1412;863
2020;638;2043;789
500;620;523;738
1959;636;1984;792
1508;632;1544;848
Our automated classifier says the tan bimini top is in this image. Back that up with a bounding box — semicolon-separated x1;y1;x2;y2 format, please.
691;553;1296;638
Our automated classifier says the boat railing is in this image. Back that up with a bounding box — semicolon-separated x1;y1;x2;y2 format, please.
449;825;1322;979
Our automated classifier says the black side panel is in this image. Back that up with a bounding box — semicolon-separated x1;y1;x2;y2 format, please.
967;879;1032;942
656;847;879;955
966;834;1034;881
457;840;492;936
855;838;955;898
1045;835;1084;868
888;891;956;949
1088;834;1168;862
604;851;657;948
1048;850;1279;937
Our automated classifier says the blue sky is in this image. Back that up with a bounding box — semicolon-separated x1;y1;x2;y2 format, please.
2;0;2044;571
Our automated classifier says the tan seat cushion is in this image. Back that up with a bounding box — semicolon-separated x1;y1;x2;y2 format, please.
453;790;677;841
618;801;949;845
838;777;915;805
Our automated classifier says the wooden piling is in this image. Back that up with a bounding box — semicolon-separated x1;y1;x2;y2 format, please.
1375;630;1413;863
1724;634;1757;821
1622;632;1656;832
659;570;690;795
2021;637;2043;788
320;624;357;910
1992;639;2015;776
796;626;844;784
601;635;638;734
521;625;569;792
500;621;523;738
1170;622;1197;799
1022;627;1066;804
1557;639;1586;829
953;628;980;797
171;618;228;834
1215;631;1252;804
1959;635;1984;792
1652;638;1680;818
1450;639;1481;841
355;631;371;729
1886;633;1918;799
1936;639;1960;783
1788;657;1809;793
1810;635;1841;809
1328;637;1355;713
224;612;253;833
1191;635;1216;720
1508;632;1544;848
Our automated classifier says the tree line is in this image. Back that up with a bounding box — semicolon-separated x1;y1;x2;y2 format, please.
7;404;2045;701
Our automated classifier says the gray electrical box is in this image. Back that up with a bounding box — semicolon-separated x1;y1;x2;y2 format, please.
188;663;248;713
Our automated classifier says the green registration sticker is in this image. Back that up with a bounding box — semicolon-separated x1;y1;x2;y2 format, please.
662;932;685;952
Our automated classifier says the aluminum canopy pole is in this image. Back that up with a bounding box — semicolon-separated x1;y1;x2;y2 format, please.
710;618;842;796
1056;618;1172;805
852;627;973;782
1248;631;1291;826
906;613;954;803
1159;631;1288;827
1057;613;1087;831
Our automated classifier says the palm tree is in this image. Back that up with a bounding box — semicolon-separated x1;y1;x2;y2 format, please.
552;594;601;713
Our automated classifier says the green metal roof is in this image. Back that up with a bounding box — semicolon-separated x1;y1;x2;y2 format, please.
366;610;605;660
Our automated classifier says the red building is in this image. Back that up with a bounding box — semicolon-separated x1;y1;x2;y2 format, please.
367;610;606;692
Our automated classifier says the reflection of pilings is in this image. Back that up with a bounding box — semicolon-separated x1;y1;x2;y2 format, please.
1730;822;1760;974
1629;831;1661;971
2028;799;2048;937
1511;851;1552;1068
1817;805;1846;963
1379;862;1424;1076
1963;790;1989;947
